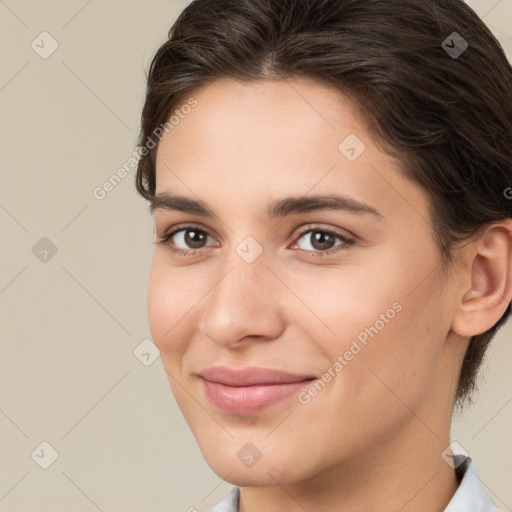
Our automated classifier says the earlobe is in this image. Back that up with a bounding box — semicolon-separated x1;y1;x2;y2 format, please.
451;222;512;338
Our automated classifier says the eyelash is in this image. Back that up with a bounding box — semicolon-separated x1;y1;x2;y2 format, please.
154;224;355;258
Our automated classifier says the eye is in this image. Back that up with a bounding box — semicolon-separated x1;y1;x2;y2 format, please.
155;224;355;258
155;225;217;255
291;226;355;257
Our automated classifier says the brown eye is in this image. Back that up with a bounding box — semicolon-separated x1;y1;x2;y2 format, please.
156;225;216;253
308;231;337;251
295;228;352;253
180;229;208;249
289;225;356;259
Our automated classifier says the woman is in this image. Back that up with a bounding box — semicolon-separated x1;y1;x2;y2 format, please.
135;0;512;510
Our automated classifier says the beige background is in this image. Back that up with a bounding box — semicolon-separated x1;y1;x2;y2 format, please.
0;1;511;510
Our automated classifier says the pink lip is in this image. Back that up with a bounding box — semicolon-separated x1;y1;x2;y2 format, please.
197;366;316;415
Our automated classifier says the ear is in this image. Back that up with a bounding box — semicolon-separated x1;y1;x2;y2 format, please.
451;220;512;337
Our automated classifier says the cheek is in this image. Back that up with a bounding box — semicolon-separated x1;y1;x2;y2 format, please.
336;275;446;416
291;247;446;405
280;250;409;347
147;256;199;357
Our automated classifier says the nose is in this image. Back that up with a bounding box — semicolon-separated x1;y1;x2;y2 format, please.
197;253;285;349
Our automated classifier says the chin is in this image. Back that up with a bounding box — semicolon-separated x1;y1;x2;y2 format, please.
198;440;311;487
206;457;296;487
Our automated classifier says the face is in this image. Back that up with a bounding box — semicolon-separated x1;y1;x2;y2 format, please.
148;78;463;486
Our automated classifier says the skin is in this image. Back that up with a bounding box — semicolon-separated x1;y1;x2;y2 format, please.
147;77;512;512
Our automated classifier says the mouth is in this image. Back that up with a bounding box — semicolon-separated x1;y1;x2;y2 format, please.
197;366;316;415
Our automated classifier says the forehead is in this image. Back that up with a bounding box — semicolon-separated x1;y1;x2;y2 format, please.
157;77;365;179
162;77;366;150
154;77;430;227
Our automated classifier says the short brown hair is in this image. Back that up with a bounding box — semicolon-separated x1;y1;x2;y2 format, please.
135;0;512;412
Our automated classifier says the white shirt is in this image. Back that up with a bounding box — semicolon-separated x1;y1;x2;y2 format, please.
207;455;501;511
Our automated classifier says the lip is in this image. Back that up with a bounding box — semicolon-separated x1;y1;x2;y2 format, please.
197;366;316;415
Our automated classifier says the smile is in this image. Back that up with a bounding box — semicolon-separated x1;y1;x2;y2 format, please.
197;366;316;415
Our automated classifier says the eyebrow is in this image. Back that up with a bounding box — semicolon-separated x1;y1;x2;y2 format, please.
149;193;384;220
